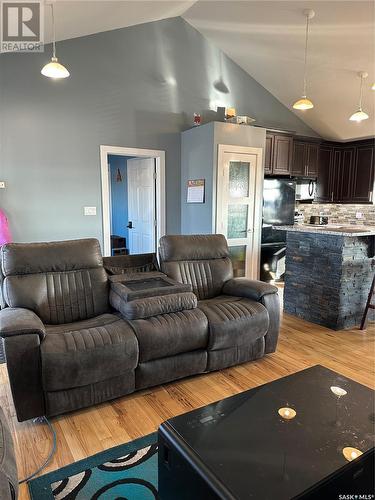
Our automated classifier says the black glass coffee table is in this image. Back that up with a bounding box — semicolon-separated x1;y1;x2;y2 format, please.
158;366;374;499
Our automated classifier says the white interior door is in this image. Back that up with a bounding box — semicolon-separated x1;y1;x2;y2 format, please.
127;158;156;254
216;146;263;279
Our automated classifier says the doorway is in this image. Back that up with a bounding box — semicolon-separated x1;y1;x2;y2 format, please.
100;146;166;257
216;144;263;280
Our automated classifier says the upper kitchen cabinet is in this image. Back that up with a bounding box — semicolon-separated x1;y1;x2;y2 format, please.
265;132;293;175
351;144;374;203
291;139;320;177
316;139;374;204
264;134;274;174
338;146;356;202
315;145;333;202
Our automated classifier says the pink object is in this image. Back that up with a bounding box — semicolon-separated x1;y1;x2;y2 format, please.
0;210;11;246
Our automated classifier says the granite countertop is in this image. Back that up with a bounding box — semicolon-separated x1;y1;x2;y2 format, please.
273;224;375;237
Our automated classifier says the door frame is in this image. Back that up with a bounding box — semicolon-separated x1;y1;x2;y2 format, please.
100;145;166;256
216;144;264;280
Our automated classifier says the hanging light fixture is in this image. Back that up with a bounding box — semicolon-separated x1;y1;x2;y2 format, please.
41;3;70;79
349;72;369;122
293;9;315;110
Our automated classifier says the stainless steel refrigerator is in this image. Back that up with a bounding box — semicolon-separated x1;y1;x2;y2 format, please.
260;178;296;283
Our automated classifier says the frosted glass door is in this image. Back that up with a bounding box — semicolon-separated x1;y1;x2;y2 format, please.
216;149;260;278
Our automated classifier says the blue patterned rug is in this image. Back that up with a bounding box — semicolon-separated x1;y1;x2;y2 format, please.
28;433;158;499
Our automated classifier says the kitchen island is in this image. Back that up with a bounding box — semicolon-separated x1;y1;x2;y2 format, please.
276;225;375;330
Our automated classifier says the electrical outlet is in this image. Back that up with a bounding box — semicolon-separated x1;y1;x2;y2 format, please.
84;206;97;216
355;212;364;219
0;181;5;189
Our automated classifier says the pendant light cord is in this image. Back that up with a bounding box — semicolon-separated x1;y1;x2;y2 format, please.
302;14;310;98
51;3;56;59
358;75;364;110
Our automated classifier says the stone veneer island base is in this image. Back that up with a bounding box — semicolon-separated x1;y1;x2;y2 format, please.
282;228;375;330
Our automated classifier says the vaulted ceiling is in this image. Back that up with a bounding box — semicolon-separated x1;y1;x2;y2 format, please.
40;1;375;141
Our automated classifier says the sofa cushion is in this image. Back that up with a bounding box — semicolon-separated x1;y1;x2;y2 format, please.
198;295;269;350
159;234;233;300
1;238;110;324
159;234;229;261
42;314;138;391
130;309;208;363
161;259;233;300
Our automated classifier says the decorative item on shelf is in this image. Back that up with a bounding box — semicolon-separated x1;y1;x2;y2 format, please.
293;9;315;110
349;72;369;122
41;2;70;79
216;106;226;122
193;113;201;126
227;115;256;125
116;168;122;183
342;447;363;462
278;407;297;420
225;107;236;120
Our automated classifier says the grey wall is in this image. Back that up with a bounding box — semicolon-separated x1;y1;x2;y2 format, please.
0;16;318;246
181;122;267;234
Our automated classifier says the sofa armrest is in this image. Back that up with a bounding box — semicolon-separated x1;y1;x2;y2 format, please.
0;307;46;341
223;278;280;354
222;278;278;301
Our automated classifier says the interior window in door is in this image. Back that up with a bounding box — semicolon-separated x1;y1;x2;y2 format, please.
229;161;250;198
228;204;249;239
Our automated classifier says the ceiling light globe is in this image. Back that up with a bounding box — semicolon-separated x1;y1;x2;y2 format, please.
349;109;369;122
41;57;70;79
293;97;314;110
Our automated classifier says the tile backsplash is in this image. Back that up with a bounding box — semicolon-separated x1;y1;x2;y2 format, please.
296;203;375;226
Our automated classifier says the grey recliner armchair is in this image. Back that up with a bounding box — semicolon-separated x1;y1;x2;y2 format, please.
159;234;280;371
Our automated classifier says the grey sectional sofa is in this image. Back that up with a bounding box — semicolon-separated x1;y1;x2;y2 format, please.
0;235;279;422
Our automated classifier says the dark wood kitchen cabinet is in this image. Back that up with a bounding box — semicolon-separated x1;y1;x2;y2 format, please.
316;139;374;204
265;132;293;175
351;145;374;203
315;146;333;202
338;147;355;202
264;134;274;174
291;140;319;177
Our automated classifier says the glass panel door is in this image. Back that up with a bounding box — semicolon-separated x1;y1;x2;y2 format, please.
216;149;260;278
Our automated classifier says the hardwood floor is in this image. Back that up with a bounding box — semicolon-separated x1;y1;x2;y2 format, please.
0;312;374;500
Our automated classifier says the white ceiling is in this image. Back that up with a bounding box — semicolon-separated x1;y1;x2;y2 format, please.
45;1;375;141
183;0;375;141
44;1;196;42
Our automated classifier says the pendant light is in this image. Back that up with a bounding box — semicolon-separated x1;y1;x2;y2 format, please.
41;3;70;79
349;72;369;122
293;9;315;110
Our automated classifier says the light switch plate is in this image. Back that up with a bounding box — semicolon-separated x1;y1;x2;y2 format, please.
84;206;97;216
0;181;5;188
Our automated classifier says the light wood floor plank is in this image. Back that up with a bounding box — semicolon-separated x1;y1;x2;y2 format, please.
0;312;373;500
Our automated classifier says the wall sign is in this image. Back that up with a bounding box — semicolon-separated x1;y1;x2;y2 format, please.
187;179;205;203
